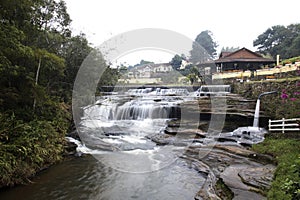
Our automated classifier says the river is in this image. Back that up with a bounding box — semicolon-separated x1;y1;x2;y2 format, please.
0;87;273;199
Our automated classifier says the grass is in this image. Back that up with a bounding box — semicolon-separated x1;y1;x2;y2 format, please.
252;133;300;200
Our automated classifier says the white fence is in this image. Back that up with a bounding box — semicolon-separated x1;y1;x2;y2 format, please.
269;118;300;133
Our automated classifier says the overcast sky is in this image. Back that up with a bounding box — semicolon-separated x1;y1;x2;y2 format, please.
64;0;299;65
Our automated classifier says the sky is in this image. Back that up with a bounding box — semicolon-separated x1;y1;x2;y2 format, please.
63;0;300;66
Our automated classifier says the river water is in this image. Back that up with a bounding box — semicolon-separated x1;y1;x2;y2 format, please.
0;87;269;199
0;88;208;200
0;155;205;200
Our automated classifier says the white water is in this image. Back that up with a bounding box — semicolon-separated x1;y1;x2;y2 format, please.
78;88;191;173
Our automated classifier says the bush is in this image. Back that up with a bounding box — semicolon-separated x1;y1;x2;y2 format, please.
0;113;67;187
282;56;300;65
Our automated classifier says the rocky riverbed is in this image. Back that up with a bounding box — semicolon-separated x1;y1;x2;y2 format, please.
145;94;275;199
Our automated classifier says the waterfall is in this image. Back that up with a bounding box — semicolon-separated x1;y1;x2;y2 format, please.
127;88;189;96
84;98;180;121
253;99;260;127
253;91;277;127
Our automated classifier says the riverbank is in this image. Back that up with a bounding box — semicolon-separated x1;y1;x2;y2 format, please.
0;103;73;189
230;79;300;199
252;133;300;199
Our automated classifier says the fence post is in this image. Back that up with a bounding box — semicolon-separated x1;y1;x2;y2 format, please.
269;119;271;132
282;118;285;133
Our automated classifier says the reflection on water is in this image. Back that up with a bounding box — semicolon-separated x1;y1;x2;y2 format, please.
0;155;204;200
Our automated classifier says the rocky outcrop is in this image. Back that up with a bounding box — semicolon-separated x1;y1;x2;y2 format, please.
238;165;275;191
187;145;274;200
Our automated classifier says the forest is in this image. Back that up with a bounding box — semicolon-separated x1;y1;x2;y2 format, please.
0;0;93;187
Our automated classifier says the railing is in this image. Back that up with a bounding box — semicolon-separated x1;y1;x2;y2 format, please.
269;118;300;133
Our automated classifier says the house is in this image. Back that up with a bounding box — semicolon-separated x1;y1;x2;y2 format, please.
126;63;173;79
153;63;173;73
214;47;275;72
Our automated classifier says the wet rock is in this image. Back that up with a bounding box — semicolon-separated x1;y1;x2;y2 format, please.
238;165;275;190
220;165;269;199
66;129;81;141
147;134;174;145
64;140;78;156
165;127;206;138
184;144;275;199
214;145;254;157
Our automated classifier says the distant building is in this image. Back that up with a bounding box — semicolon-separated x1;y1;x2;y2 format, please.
214;47;275;72
126;63;173;79
153;63;173;73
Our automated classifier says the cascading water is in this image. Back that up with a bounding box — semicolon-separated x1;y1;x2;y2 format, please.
78;88;189;173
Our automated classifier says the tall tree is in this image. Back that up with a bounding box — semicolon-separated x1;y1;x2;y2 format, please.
253;24;300;59
190;30;218;63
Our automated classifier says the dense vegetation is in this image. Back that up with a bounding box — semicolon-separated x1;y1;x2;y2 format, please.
254;24;300;59
0;0;93;187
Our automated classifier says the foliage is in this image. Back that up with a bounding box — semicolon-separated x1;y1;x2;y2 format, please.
160;70;181;84
268;81;300;119
98;66;120;88
233;79;300;119
253;24;300;59
221;46;240;53
131;60;154;68
281;56;300;65
252;136;300;199
169;54;184;70
0;112;68;187
190;30;218;63
0;0;94;187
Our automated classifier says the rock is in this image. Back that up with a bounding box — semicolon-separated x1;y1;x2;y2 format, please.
220;165;269;199
238;165;275;190
66;129;81;140
165;127;206;138
147;134;173;145
63;140;78;156
214;145;254;157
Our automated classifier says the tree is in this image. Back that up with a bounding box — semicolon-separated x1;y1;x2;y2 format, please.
253;24;300;59
190;30;218;63
169;54;184;70
0;0;81;187
221;46;240;52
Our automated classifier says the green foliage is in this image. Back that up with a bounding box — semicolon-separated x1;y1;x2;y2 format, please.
98;66;120;88
190;30;218;63
169;54;184;70
160;70;181;84
281;56;300;65
254;24;300;59
252;137;300;199
0;113;68;187
0;0;91;188
234;79;300;119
